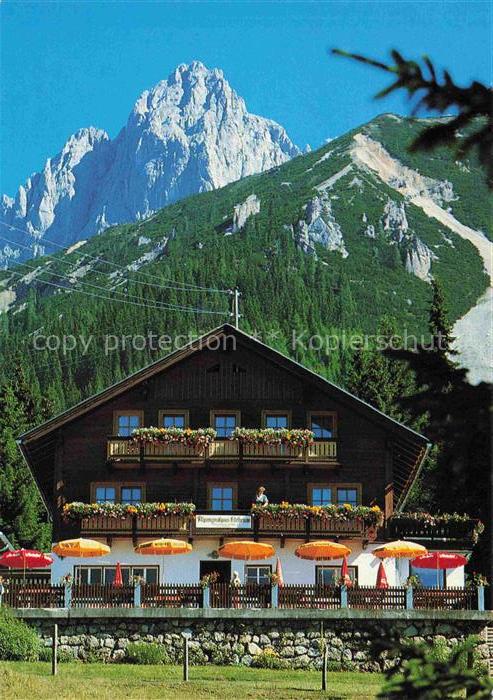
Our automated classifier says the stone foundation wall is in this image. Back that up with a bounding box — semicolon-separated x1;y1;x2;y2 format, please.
20;612;490;672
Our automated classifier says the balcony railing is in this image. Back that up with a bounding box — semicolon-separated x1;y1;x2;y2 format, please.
79;510;367;539
386;517;480;544
3;582;482;611
107;437;337;464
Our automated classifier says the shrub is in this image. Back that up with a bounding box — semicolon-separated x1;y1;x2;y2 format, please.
0;608;41;661
251;647;288;669
125;642;170;665
39;647;76;663
378;635;492;698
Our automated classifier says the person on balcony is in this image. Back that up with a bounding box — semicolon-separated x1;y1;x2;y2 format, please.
255;486;269;506
231;570;241;609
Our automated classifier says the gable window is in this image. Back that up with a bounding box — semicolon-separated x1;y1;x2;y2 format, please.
245;565;272;585
208;483;237;511
308;412;337;439
316;565;358;586
121;487;142;505
159;410;189;429
309;485;332;506
92;483;145;504
95;486;116;504
114;411;143;437
262;411;290;429
211;411;240;438
336;487;359;506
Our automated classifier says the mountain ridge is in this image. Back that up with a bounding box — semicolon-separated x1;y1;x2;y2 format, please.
1;61;300;265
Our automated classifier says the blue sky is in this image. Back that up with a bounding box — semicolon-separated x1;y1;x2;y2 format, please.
1;0;491;195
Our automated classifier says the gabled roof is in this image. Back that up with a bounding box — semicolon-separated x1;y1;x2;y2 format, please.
18;323;430;512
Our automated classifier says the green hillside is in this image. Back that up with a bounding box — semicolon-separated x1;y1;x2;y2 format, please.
0;114;489;413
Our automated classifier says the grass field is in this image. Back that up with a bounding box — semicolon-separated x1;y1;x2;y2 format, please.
1;662;384;699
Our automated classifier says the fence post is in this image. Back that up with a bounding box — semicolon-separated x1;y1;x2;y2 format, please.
52;623;58;676
202;585;210;609
64;583;72;608
477;586;485;611
340;584;348;608
133;582;141;608
271;583;278;609
406;586;414;610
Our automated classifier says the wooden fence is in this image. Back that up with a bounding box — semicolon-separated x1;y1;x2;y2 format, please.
141;584;202;608
2;581;64;608
71;584;134;608
347;586;407;610
0;583;481;611
413;587;476;610
278;584;340;609
209;583;271;609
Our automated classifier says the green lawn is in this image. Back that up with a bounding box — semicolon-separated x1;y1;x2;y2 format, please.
1;662;384;699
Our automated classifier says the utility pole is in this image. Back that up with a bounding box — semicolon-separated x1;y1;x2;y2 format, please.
231;287;241;329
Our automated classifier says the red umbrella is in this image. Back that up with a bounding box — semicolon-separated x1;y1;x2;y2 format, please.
113;562;123;587
411;552;468;587
341;555;352;586
0;549;52;582
275;557;284;586
376;561;389;589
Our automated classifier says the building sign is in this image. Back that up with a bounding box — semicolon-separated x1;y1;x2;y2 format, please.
195;514;252;529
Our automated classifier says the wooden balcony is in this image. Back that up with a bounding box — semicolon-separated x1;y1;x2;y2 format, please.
386;517;479;545
81;514;190;541
107;437;337;465
79;510;366;541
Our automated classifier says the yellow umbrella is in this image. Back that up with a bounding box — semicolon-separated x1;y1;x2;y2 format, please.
295;541;351;561
135;539;192;585
218;541;275;561
372;540;428;559
52;538;111;558
134;538;193;555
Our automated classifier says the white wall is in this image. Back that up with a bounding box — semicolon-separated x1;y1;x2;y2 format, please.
51;537;411;586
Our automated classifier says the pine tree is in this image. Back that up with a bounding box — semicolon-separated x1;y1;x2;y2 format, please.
0;367;51;550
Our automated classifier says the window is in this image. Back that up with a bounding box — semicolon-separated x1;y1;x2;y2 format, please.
121;487;142;505
262;411;290;429
308;412;337;439
91;483;145;504
245;565;272;585
113;411;143;436
75;565;158;585
211;411;239;438
208;483;237;511
337;487;359;506
410;564;446;589
95;486;116;504
159;410;189;429
316;566;358;586
309;485;332;506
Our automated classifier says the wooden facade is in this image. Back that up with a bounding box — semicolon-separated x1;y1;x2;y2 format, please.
19;325;429;543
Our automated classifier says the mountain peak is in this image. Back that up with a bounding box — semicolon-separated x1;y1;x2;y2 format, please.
2;63;300;261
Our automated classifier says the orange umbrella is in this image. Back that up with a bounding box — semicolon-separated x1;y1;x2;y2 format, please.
275;557;284;586
113;562;123;587
218;541;275;561
52;538;111;558
295;541;351;561
376;561;389;589
134;539;192;555
373;540;427;559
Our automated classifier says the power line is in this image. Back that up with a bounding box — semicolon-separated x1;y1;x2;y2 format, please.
0;220;231;294
5;265;230;316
